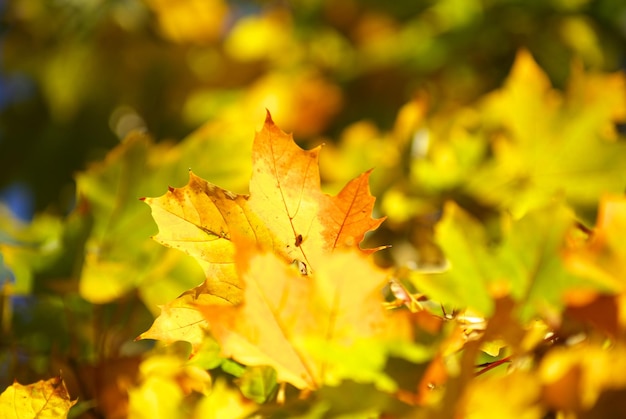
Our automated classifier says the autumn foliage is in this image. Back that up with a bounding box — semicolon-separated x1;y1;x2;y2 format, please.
3;5;626;416
139;112;406;392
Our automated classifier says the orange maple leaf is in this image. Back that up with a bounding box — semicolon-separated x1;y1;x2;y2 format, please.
248;115;384;270
139;112;385;352
143;111;383;280
564;195;626;292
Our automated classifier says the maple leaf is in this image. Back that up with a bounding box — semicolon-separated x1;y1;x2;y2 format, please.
75;119;252;307
412;201;613;321
412;50;626;219
140;112;384;352
200;248;411;390
465;49;626;216
136;290;223;349
144;111;383;275
248;114;384;266
0;376;76;419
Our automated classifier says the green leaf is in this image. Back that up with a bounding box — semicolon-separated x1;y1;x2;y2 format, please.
76;122;252;307
303;338;397;393
222;359;247;378
0;206;64;295
313;381;407;419
236;365;278;404
185;336;225;370
411;201;495;316
496;203;591;321
466;50;626;217
413;201;612;322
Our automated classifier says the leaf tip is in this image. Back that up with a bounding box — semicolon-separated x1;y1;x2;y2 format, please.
138;197;146;201
264;108;274;125
168;186;175;192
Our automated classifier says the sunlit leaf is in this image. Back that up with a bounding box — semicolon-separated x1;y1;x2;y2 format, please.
466;49;626;216
136;287;229;353
410;201;494;316
0;376;76;419
144;112;382;279
413;201;613;321
77;119;251;307
201;249;410;390
140;113;384;353
247;112;383;266
498;202;611;321
236;365;278;404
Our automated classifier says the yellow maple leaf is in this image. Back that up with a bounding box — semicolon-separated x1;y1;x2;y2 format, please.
144;111;383;276
140;112;384;353
0;376;76;419
135;287;231;348
248;113;384;269
466;49;626;216
200;248;410;390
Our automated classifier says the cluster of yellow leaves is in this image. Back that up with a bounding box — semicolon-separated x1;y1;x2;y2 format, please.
139;112;411;394
7;48;626;417
453;329;626;419
210;50;626;418
400;53;626;417
411;49;626;219
131;51;626;417
399;52;626;326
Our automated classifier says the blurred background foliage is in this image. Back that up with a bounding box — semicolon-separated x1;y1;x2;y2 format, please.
3;0;626;216
1;0;626;417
